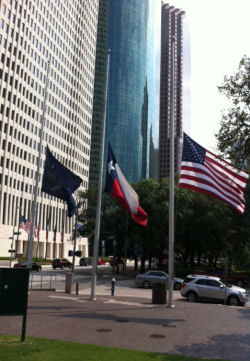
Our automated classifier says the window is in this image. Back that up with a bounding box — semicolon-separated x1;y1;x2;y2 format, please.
205;280;220;288
196;279;206;285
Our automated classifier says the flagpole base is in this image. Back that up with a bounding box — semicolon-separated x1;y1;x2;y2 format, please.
167;304;175;308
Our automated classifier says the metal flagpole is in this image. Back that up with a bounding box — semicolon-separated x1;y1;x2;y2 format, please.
27;61;50;267
90;49;110;300
71;204;79;274
168;36;175;308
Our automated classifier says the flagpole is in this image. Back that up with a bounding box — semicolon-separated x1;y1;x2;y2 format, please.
90;49;110;300
71;206;78;274
45;200;51;262
168;36;175;308
27;61;50;267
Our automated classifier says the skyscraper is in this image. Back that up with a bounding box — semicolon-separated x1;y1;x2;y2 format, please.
89;0;109;187
90;0;161;184
0;0;98;258
159;3;185;181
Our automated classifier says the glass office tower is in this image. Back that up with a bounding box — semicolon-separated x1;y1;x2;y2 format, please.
147;0;161;180
89;0;109;186
90;0;161;184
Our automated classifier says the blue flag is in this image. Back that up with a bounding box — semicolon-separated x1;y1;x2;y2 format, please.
42;147;82;217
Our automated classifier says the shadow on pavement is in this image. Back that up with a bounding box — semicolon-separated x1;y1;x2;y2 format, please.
60;311;185;327
176;333;250;361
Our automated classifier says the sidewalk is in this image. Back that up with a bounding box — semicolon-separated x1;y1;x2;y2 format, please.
1;287;250;361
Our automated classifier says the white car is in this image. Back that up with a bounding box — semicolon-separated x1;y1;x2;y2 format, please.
135;270;183;290
181;274;248;306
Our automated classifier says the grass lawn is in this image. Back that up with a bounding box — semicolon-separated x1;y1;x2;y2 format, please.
0;335;231;361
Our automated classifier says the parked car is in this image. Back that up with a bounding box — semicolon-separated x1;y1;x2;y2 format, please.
135;270;183;290
180;274;248;306
208;269;248;288
14;261;41;272
79;257;92;266
52;258;72;269
98;258;106;265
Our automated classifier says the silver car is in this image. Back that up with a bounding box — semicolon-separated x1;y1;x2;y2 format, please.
135;270;183;290
181;274;248;306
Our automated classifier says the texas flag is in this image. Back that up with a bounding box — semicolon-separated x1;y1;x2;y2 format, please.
105;142;148;226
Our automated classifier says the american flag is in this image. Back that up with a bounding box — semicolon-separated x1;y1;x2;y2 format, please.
179;133;249;214
19;216;31;234
19;216;39;236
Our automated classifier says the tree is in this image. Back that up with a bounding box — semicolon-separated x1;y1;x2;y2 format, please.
79;177;250;269
216;55;250;168
175;187;232;268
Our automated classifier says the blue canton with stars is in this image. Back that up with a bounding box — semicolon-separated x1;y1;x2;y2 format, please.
182;133;206;164
104;142;117;193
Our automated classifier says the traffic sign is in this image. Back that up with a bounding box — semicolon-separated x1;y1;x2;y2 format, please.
14;232;21;235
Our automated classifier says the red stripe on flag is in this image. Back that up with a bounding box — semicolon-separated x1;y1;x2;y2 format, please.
179;134;248;214
111;178;148;226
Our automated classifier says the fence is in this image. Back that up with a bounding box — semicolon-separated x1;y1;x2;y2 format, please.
29;272;65;291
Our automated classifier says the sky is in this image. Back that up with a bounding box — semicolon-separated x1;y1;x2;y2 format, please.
165;0;250;153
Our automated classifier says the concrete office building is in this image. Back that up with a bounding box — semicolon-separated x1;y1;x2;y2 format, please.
89;0;161;184
0;0;98;259
159;3;185;180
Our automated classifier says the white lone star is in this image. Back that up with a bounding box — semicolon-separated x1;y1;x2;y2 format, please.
108;160;115;174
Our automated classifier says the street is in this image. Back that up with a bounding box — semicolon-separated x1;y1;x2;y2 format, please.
29;263;250;305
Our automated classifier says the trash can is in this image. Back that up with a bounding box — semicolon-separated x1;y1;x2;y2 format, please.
118;263;123;273
65;272;72;294
152;281;167;304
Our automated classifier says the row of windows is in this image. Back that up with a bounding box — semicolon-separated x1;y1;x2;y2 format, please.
2;0;97;46
0;57;91;143
1;4;96;94
0;30;94;127
0;92;91;166
2;191;72;235
0;60;91;141
1;145;89;193
0;119;90;179
0;29;94;106
0;0;98;227
7;0;97;65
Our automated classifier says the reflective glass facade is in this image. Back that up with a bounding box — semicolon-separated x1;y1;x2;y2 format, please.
147;0;161;180
104;0;161;183
89;0;109;186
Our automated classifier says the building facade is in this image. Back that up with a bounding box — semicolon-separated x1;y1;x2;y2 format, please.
159;3;185;181
0;0;99;259
89;0;161;184
89;0;109;187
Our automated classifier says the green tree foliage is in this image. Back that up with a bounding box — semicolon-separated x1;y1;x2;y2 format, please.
79;177;250;269
216;55;250;168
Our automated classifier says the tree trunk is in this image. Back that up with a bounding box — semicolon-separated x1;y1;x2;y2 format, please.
140;255;146;273
134;255;138;271
148;256;152;270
